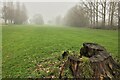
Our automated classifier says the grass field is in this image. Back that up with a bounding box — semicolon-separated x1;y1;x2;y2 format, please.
2;25;118;78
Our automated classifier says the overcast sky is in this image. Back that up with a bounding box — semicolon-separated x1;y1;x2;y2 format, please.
24;2;78;23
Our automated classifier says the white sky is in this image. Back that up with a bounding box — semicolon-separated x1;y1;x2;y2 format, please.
0;0;80;2
25;2;78;23
0;0;80;23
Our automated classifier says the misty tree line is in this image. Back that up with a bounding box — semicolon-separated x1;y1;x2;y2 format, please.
63;5;89;27
1;1;120;29
80;0;119;29
56;0;120;29
2;2;28;24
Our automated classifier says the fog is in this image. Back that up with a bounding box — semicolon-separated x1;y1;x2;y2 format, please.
1;0;119;28
24;2;78;24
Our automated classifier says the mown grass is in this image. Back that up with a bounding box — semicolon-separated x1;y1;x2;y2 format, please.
2;25;118;78
0;25;2;79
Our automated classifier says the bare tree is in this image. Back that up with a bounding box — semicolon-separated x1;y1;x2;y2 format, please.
2;2;8;24
100;0;107;27
7;2;14;24
108;2;112;26
80;1;94;27
14;2;21;24
81;0;102;28
31;14;44;25
110;2;117;27
55;15;61;25
63;5;89;27
2;2;28;24
19;3;28;24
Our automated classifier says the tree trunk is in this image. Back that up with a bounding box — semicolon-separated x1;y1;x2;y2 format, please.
118;1;120;28
93;1;96;28
4;19;7;24
11;20;12;24
90;2;93;27
110;10;114;27
96;1;98;27
110;2;116;27
108;2;111;26
103;1;106;27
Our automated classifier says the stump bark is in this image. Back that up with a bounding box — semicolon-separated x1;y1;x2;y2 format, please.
80;42;120;79
59;43;120;79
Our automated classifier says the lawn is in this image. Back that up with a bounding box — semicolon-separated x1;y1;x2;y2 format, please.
2;25;118;78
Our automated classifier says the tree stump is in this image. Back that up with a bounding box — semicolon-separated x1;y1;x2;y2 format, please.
80;42;120;79
59;55;83;79
59;43;120;79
